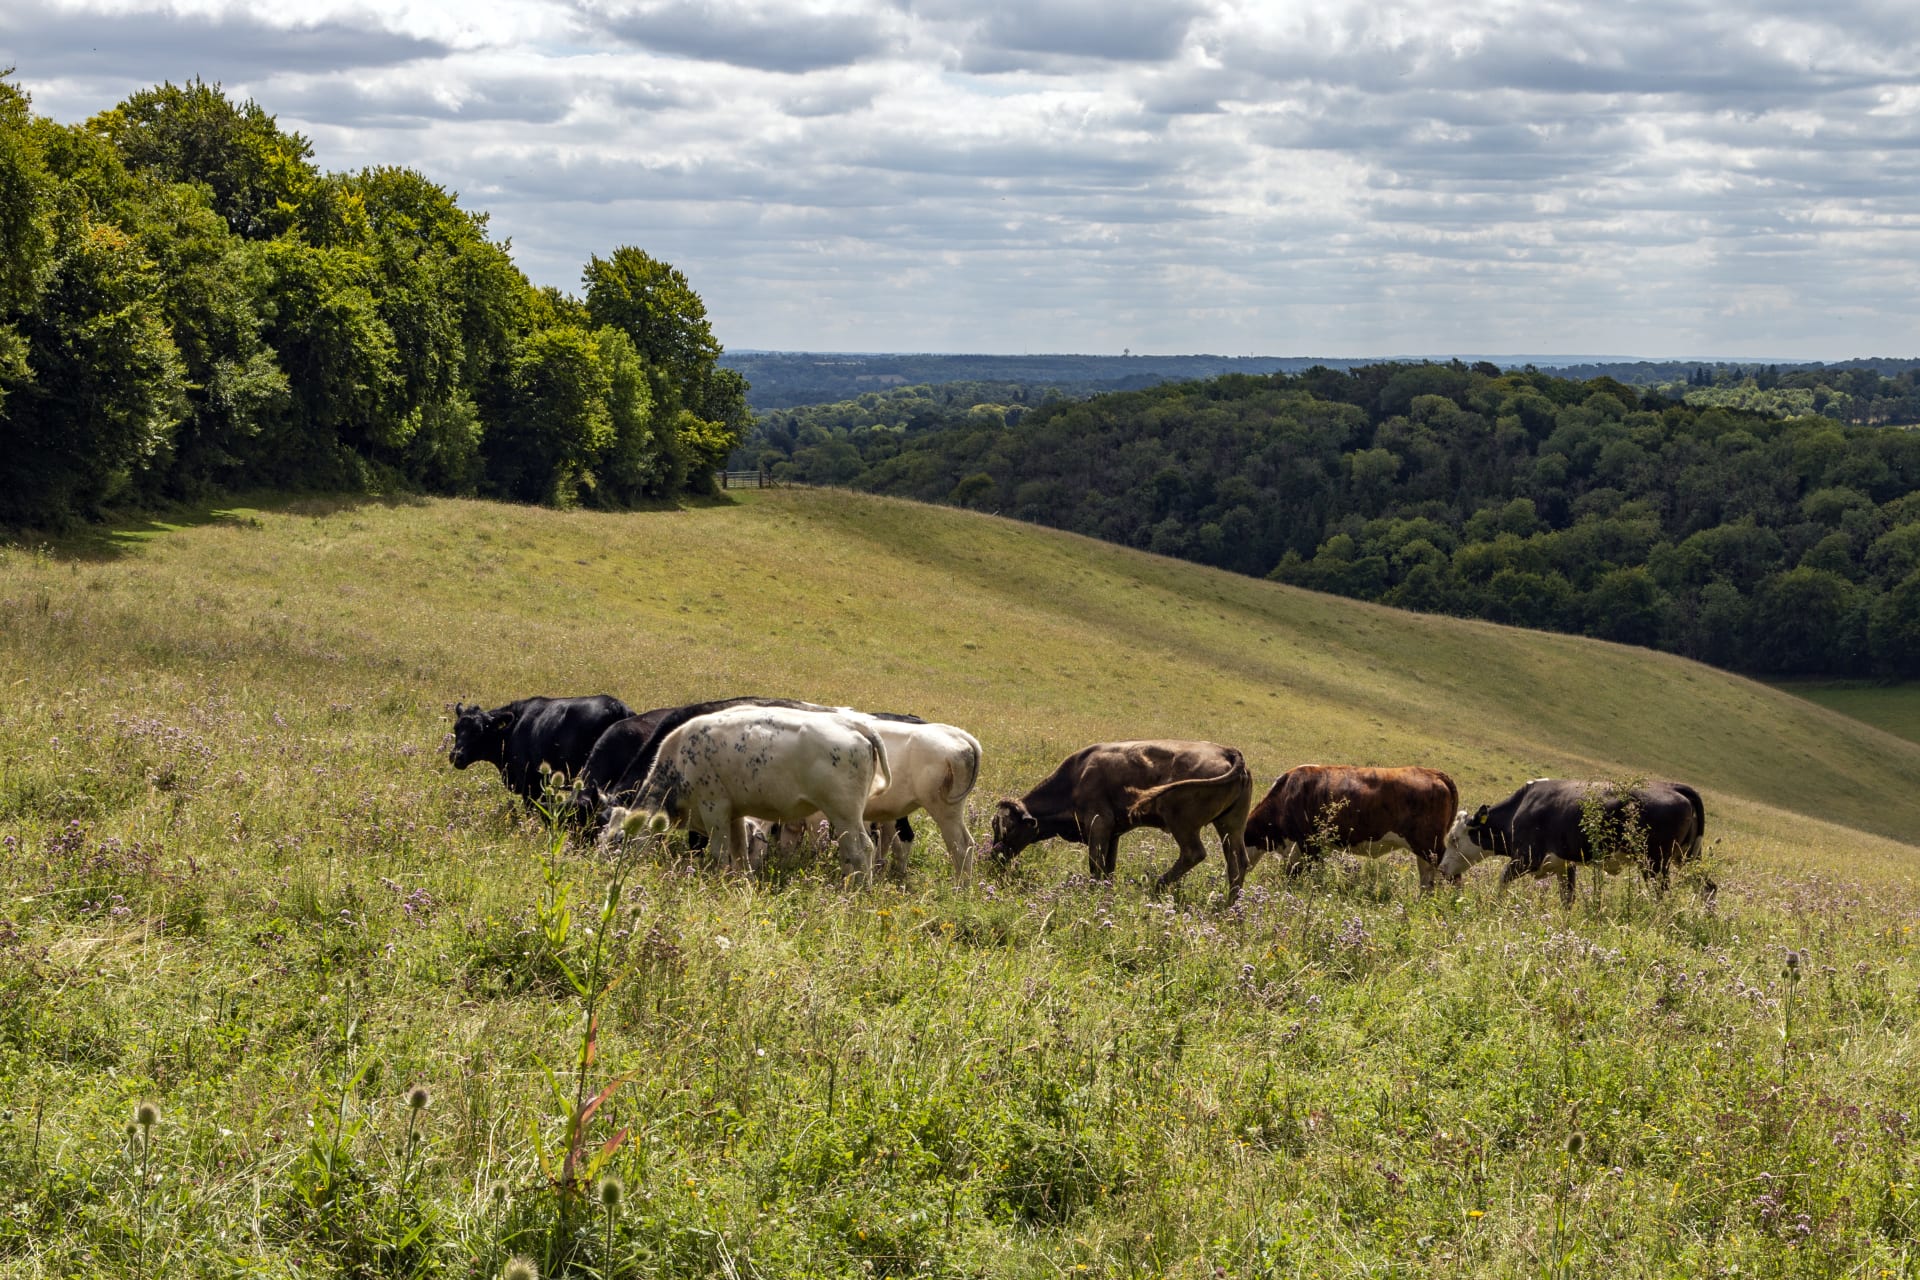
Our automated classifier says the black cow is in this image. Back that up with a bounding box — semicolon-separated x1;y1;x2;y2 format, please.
447;695;631;806
1438;778;1710;903
572;697;919;854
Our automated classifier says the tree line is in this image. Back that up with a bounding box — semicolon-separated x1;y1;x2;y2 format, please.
740;362;1920;677
0;74;746;527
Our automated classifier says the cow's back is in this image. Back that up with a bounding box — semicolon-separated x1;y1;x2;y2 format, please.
1248;765;1456;850
1508;779;1699;862
667;706;882;820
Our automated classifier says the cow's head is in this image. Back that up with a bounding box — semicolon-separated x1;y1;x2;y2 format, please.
448;703;513;769
988;798;1042;864
634;765;688;833
1438;805;1497;879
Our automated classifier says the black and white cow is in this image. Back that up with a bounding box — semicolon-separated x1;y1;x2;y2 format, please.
447;695;631;805
612;704;892;882
1439;777;1710;903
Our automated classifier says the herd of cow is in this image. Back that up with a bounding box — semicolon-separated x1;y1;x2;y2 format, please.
446;693;1712;902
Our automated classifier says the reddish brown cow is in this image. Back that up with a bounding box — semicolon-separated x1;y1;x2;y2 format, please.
1243;765;1460;890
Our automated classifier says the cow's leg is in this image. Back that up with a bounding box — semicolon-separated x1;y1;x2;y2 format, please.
833;815;876;887
873;821;899;880
1215;818;1249;901
730;813;755;875
1413;844;1439;893
1083;813;1113;881
699;803;739;873
1560;864;1577;906
928;803;975;880
1154;827;1209;894
885;818;916;880
1495;858;1527;896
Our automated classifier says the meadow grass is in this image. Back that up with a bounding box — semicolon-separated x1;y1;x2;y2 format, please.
1;489;1918;1277
1774;680;1920;748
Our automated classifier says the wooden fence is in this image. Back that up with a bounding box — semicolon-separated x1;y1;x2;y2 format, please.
718;470;778;489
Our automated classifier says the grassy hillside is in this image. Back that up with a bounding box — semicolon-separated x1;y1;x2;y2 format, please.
1775;680;1920;747
3;489;1919;1278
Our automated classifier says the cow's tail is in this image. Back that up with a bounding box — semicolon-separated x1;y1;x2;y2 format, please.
1126;751;1252;823
942;733;983;807
1673;782;1706;862
855;721;892;797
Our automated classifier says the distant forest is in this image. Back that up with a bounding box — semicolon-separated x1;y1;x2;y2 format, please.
740;363;1920;677
723;351;1353;409
728;349;1920;424
0;75;746;528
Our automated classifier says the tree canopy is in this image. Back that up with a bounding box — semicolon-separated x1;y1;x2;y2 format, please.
741;366;1920;677
0;74;744;526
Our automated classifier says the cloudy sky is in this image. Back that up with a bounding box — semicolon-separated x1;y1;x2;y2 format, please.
7;0;1920;359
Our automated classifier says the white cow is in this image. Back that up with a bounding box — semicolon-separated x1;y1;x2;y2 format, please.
844;715;983;879
613;705;891;883
747;716;983;880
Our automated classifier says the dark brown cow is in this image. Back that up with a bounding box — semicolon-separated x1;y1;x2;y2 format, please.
1244;765;1460;890
989;741;1255;896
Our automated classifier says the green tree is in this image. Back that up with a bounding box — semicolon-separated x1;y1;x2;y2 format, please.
583;246;745;492
1;217;186;523
0;75;52;410
93;79;316;239
1749;568;1859;673
485;326;611;504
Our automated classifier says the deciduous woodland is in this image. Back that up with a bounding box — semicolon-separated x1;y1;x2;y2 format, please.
0;75;746;527
744;364;1920;677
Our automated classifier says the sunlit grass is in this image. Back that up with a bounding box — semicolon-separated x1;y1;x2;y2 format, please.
1;489;1917;1276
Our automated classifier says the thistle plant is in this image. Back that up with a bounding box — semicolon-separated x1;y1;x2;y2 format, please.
1552;1129;1584;1280
399;1085;431;1193
596;1173;624;1275
527;805;645;1268
130;1100;161;1272
1782;948;1805;1082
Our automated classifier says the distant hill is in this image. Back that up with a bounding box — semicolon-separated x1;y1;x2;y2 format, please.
726;350;1920;409
723;352;1366;408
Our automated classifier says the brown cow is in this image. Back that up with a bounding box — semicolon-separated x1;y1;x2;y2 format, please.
989;741;1255;896
1244;765;1460;891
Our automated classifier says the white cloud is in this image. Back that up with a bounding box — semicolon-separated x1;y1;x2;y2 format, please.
8;0;1920;359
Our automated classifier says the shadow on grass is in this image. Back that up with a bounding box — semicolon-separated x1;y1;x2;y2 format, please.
12;491;433;562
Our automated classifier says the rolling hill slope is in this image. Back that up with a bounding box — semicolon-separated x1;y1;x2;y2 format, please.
6;487;1920;1278
15;486;1920;877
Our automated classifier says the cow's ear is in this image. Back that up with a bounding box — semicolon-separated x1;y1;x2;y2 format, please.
1472;805;1490;827
492;710;516;730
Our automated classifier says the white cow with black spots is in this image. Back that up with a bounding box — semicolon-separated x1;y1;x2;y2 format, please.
612;704;891;883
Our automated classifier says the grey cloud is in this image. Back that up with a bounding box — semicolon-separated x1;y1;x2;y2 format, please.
266;74;590;127
779;83;877;118
0;3;447;85
572;0;894;72
897;0;1201;71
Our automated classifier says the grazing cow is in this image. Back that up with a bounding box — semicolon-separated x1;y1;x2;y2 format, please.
744;814;833;872
989;741;1254;896
447;695;631;805
1244;765;1460;890
1439;778;1710;903
571;698;812;829
844;715;982;879
573;698;922;861
615;705;892;882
